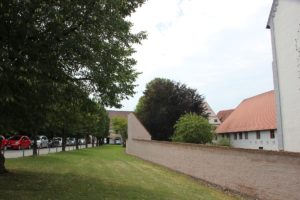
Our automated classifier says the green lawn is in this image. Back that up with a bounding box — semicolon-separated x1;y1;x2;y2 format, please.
0;145;242;200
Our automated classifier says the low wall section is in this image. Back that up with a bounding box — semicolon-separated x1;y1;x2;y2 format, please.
126;114;300;200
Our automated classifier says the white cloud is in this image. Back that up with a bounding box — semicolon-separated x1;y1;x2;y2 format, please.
110;0;274;113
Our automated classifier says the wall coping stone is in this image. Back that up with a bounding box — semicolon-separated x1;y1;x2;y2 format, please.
132;138;300;158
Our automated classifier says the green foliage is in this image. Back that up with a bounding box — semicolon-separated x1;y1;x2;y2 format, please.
111;116;128;142
0;0;146;136
135;78;207;141
172;113;213;144
217;137;231;147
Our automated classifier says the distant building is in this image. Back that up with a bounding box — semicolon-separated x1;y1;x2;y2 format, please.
107;110;132;144
203;102;221;126
267;0;300;152
215;91;278;151
217;109;234;123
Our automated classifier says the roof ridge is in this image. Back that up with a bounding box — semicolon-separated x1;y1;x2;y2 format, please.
242;90;274;102
218;109;234;113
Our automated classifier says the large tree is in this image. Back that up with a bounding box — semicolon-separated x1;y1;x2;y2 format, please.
0;0;146;173
135;78;208;141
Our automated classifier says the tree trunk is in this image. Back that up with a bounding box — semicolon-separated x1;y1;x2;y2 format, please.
96;137;100;147
75;137;79;150
98;137;102;146
0;152;7;174
92;136;95;148
32;131;38;156
62;128;66;151
85;134;88;148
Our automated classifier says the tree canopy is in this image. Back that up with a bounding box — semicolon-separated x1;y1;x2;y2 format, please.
0;0;146;133
0;0;146;171
135;78;208;141
172;113;213;144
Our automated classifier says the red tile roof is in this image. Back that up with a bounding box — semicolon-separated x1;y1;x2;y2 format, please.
216;91;276;134
217;109;235;123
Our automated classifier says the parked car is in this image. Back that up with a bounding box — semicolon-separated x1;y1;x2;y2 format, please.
49;137;62;147
7;135;31;150
31;135;49;148
37;135;49;148
115;138;121;145
78;138;86;145
0;135;8;150
66;137;75;146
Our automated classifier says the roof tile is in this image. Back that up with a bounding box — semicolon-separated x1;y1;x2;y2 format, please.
216;91;276;133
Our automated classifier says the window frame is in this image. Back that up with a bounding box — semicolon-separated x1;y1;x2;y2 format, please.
244;132;248;140
239;132;243;140
256;131;261;139
270;130;275;139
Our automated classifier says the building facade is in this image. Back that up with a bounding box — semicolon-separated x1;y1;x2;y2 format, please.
215;91;278;151
267;0;300;152
203;102;221;126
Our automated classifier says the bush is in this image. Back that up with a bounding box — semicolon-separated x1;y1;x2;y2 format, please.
172;113;213;144
217;138;231;147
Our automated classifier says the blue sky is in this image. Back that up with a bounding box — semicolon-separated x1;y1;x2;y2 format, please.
110;0;274;113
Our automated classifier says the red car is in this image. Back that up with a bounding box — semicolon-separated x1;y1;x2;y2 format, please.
7;135;31;150
0;135;7;150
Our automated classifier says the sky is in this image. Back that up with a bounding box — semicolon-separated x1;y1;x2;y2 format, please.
109;0;274;113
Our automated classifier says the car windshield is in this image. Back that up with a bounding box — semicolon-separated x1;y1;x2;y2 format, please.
9;135;21;140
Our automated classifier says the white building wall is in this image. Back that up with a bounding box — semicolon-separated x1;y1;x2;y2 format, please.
269;0;300;152
215;130;278;151
204;102;221;126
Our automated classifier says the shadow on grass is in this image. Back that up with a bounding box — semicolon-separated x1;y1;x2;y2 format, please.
0;170;163;200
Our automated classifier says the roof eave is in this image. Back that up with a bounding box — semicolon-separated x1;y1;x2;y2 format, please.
266;0;279;29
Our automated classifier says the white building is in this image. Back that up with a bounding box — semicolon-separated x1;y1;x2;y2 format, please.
215;91;278;151
204;102;221;126
267;0;300;152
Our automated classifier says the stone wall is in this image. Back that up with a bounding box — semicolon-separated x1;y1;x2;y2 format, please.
127;114;300;200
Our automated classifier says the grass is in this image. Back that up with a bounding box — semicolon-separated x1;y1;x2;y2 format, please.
0;145;242;200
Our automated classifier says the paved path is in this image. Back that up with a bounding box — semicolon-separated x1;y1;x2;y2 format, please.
2;144;92;158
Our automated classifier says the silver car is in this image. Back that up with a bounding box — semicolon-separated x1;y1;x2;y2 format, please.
36;135;49;148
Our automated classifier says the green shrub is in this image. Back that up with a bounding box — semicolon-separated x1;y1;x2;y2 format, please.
172;113;213;144
217;138;231;147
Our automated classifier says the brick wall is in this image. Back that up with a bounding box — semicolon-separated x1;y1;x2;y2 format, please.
126;114;300;200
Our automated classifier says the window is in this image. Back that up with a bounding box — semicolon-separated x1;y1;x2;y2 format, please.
215;135;217;140
222;134;225;138
270;130;275;139
214;119;218;123
256;131;261;139
226;134;230;138
234;133;237;140
245;132;248;140
239;132;243;140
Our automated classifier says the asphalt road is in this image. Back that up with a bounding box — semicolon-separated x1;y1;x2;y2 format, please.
2;144;92;158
